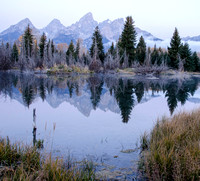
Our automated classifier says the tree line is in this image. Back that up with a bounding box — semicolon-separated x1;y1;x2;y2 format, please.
0;17;199;72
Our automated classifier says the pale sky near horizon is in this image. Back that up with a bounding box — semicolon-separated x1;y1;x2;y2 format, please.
1;0;200;39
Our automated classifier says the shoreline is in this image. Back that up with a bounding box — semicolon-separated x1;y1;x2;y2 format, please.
3;68;200;80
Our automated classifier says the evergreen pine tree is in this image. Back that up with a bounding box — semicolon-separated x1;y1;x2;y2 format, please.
108;42;115;57
136;36;146;64
23;24;33;58
191;52;200;72
46;39;50;60
118;16;137;66
168;28;182;69
90;26;105;64
75;39;80;62
33;39;38;61
51;40;55;57
66;40;75;56
157;47;165;65
39;32;47;59
11;42;19;62
180;43;194;71
66;40;75;65
5;43;11;65
151;45;159;64
66;40;75;57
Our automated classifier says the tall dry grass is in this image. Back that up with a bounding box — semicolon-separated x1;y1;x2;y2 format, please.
139;110;200;180
0;137;95;180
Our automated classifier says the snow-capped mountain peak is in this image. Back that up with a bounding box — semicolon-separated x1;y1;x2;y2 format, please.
65;12;98;40
0;12;163;49
79;12;94;23
41;19;66;39
0;18;34;35
48;19;63;27
18;18;32;26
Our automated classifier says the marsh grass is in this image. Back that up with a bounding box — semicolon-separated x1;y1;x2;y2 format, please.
0;137;95;180
139;110;200;180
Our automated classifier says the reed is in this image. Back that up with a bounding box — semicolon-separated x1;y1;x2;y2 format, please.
0;137;95;180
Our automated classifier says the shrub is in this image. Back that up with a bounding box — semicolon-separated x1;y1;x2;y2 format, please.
89;60;102;73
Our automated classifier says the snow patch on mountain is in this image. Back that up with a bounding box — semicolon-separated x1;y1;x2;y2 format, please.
0;12;164;49
41;19;67;39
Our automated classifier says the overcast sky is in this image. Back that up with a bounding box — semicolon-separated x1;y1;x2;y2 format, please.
1;0;200;39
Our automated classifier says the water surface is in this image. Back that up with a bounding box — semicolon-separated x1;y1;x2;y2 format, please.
1;72;200;177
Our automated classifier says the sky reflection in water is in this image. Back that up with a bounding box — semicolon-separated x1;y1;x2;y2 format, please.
1;72;200;169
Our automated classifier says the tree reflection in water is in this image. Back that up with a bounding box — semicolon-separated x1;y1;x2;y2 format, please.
88;76;103;110
0;72;199;123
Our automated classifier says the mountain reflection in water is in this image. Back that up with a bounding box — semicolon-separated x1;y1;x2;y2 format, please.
1;72;200;175
0;72;199;123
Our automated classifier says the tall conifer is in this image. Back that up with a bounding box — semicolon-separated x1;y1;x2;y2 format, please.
75;39;80;61
180;43;194;72
168;28;181;69
136;36;146;64
11;42;19;62
191;52;200;72
119;16;137;66
39;32;47;59
66;40;75;57
90;26;105;64
23;25;33;58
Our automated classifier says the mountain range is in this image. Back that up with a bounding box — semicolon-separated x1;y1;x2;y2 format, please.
0;12;199;50
0;12;163;50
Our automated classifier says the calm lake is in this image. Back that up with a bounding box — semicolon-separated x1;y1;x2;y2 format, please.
1;72;200;178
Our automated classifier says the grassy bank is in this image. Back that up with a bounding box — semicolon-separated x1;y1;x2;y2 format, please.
139;110;200;180
0;137;95;180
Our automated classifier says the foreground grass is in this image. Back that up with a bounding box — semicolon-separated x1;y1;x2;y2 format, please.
139;110;200;180
0;137;95;180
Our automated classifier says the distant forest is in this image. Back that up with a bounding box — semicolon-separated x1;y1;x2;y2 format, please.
0;16;199;73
